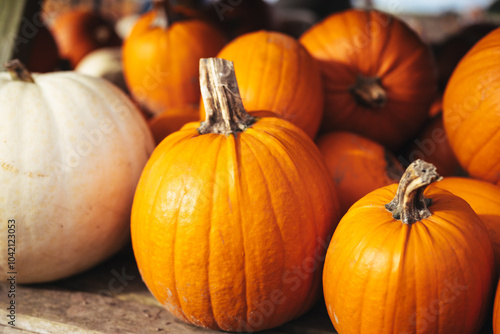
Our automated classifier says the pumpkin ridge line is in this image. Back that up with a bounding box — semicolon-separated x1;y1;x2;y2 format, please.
241;132;286;324
464;125;500;176
423;213;471;331
146;136;196;323
234;135;249;327
205;135;224;330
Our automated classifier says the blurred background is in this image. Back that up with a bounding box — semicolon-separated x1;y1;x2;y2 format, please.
40;0;500;44
4;0;500;95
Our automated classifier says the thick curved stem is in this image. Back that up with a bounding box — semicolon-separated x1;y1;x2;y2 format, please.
350;75;386;109
198;58;255;135
4;59;34;83
385;160;442;224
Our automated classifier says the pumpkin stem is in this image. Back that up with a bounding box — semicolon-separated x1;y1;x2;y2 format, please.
151;0;182;28
4;59;34;83
350;75;386;108
198;58;255;135
385;159;442;225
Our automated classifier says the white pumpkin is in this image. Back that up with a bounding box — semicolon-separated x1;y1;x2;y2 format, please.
75;47;128;93
0;60;154;283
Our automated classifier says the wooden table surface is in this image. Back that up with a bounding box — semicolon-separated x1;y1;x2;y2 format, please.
0;244;494;334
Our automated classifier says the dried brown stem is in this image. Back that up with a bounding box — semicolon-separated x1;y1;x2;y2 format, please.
4;59;34;83
198;58;255;135
385;160;442;224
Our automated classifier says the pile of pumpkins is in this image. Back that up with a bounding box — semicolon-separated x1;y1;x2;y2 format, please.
2;1;500;333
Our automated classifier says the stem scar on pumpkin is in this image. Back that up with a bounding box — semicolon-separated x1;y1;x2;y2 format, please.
4;59;35;83
350;75;386;109
198;58;255;136
385;159;442;224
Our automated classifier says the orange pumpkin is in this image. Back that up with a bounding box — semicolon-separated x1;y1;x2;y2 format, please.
316;131;403;215
201;31;323;138
50;9;121;68
122;0;226;116
300;9;437;149
433;177;500;275
131;58;340;331
323;160;494;334
407;115;459;177
443;27;500;186
148;104;200;144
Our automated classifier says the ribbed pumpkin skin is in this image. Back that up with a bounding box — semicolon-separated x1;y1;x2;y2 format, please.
201;31;324;138
323;185;494;334
122;10;226;115
300;9;437;149
131;116;339;331
316;131;402;215
443;27;500;185
433;177;500;274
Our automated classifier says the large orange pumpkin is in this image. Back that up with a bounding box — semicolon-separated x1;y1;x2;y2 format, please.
123;0;226;116
433;177;500;275
300;9;437;149
50;9;121;68
131;58;340;331
443;27;500;186
201;30;324;138
316;131;403;215
323;160;494;334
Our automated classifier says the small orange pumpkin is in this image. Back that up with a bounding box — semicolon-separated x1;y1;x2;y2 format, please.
50;9;121;68
433;177;500;275
131;58;340;331
201;30;324;138
323;160;494;334
443;27;500;186
122;0;226;116
316;131;403;214
300;9;437;149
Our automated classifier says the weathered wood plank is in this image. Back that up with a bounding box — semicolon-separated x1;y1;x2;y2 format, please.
0;245;336;333
0;245;494;333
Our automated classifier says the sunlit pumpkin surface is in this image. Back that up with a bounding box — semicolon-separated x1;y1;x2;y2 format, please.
301;9;437;150
131;113;340;331
443;27;500;186
123;6;226;115
323;181;494;334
